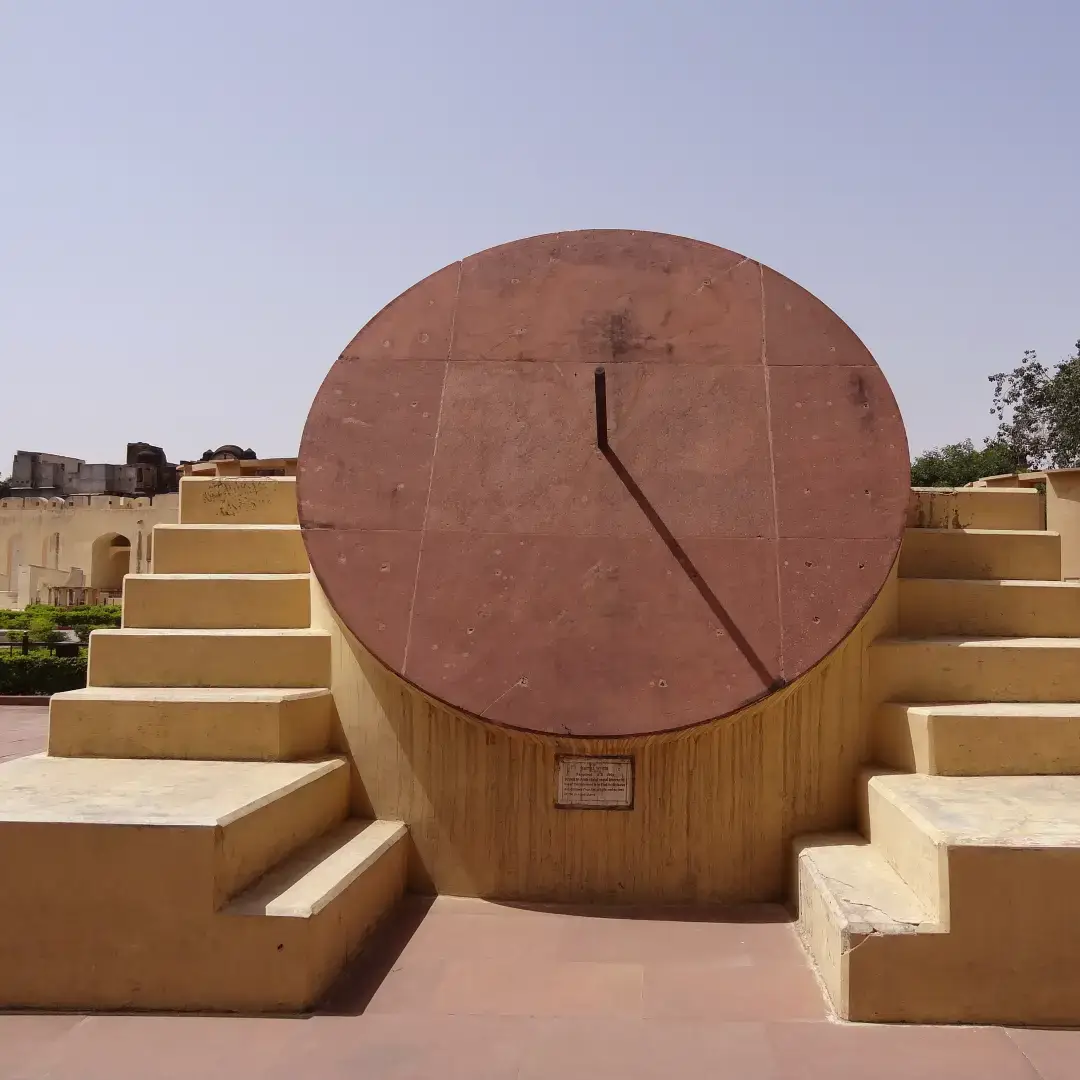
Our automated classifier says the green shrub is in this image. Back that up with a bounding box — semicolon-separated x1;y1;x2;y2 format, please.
0;651;87;695
27;616;60;645
0;611;32;631
0;605;121;644
24;604;121;632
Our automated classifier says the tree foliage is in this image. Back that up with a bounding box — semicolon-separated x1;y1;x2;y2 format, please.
0;476;9;499
911;338;1080;486
911;439;1022;488
990;340;1080;470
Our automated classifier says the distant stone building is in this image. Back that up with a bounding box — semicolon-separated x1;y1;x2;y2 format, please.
192;445;258;466
11;444;179;499
1;442;261;609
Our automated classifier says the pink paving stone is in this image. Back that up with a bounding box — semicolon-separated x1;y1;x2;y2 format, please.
0;896;1077;1078
0;706;48;762
767;1020;1043;1080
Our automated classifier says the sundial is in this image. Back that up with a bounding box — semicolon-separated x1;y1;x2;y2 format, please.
298;230;909;737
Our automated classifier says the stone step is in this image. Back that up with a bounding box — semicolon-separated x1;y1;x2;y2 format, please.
220;819;407;1008
797;773;1080;1023
908;487;1044;531
48;687;333;761
795;834;940;1021
0;753;364;1010
899;528;1060;581
153;524;308;575
0;753;348;911
898;578;1080;637
179;476;298;526
872;636;1080;703
875;702;1080;776
863;769;1080;920
122;574;312;630
87;628;331;689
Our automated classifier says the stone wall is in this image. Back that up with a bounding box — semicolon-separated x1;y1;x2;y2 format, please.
0;494;179;608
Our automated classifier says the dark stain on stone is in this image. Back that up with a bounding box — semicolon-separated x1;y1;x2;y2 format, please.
607;311;635;359
850;371;874;428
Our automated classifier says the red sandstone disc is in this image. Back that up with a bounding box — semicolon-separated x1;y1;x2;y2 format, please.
298;230;909;737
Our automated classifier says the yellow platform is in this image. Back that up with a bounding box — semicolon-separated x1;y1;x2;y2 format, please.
0;475;408;1012
0;754;405;1011
798;772;1080;1024
6;473;1080;1023
796;483;1080;1024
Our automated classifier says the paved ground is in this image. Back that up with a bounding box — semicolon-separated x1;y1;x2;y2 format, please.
0;706;47;761
1;706;1078;1077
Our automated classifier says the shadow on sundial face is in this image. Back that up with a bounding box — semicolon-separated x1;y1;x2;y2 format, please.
298;230;910;737
599;439;782;695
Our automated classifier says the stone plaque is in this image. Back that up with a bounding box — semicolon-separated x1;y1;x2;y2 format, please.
555;755;634;810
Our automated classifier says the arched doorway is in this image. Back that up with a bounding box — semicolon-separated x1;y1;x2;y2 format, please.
91;533;131;592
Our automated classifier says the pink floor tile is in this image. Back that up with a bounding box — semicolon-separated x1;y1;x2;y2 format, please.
0;707;47;762
432;959;645;1018
0;1013;84;1079
643;959;828;1022
555;904;803;966
768;1021;1041;1079
517;1017;775;1080
4;880;1080;1078
1005;1027;1080;1080
302;1013;529;1079
6;1014;311;1080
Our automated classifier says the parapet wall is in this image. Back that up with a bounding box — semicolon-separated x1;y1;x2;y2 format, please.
0;494;179;606
0;494;178;511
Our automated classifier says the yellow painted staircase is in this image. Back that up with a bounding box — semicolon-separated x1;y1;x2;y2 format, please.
0;476;408;1012
796;483;1080;1024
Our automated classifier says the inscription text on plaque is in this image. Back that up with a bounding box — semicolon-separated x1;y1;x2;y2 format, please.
555;755;634;810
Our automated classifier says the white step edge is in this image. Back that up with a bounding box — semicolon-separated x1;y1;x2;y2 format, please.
225;819;408;918
126;573;312;582
52;687;331;704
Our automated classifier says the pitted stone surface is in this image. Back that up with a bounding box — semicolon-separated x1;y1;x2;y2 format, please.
299;230;909;736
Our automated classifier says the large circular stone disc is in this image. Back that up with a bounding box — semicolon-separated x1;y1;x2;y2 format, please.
298;230;909;737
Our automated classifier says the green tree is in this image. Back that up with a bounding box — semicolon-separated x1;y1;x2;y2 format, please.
910;439;1022;488
990;340;1080;469
0;476;9;499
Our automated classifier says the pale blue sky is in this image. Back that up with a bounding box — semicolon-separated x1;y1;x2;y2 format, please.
2;1;1077;470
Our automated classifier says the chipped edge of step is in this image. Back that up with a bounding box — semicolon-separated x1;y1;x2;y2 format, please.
796;833;939;935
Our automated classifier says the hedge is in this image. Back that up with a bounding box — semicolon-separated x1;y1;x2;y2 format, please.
0;604;121;644
26;604;122;633
0;652;87;695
